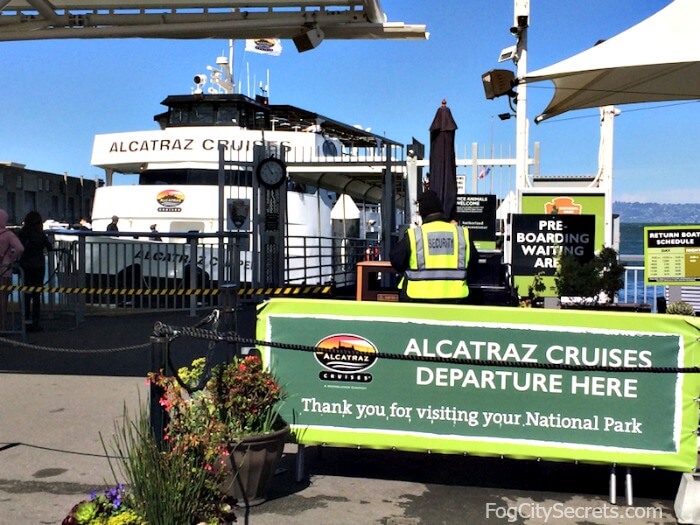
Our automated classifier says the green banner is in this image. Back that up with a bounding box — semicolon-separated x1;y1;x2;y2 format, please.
259;299;700;471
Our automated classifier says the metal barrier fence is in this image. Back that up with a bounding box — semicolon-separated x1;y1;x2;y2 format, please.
619;255;664;311
1;238;664;329
45;230;374;316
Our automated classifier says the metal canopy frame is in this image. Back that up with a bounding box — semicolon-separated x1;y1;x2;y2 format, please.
0;0;427;41
267;104;401;148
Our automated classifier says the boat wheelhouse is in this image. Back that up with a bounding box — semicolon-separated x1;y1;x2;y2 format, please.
71;56;408;294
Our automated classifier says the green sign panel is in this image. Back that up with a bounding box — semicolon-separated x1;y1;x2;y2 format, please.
517;193;607;297
259;299;700;471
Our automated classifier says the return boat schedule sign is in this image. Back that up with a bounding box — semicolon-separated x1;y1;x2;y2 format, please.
644;225;700;285
259;299;700;471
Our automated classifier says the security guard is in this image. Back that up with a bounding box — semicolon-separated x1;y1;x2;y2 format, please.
390;190;479;303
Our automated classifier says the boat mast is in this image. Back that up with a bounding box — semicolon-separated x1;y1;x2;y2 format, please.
229;38;234;88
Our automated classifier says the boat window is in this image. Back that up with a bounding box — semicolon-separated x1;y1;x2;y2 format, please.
190;104;214;125
254;111;267;129
140;169;253;187
169;107;188;126
287;181;318;195
216;106;239;125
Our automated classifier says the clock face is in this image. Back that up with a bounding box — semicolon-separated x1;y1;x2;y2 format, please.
257;157;286;188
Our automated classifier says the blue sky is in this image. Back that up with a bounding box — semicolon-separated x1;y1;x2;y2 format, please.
1;0;698;203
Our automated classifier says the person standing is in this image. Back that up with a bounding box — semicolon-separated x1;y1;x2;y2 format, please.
107;215;119;232
149;223;162;241
0;209;24;331
17;211;53;331
390;190;480;303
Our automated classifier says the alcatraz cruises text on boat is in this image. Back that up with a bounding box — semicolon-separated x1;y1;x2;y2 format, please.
106;137;273;155
55;53;408;292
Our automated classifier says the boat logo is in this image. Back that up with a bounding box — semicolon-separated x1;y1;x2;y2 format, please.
314;334;377;384
156;189;185;212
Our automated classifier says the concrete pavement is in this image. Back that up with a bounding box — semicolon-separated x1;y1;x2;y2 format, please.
0;310;685;524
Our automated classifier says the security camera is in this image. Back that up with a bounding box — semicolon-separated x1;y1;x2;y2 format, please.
193;74;207;85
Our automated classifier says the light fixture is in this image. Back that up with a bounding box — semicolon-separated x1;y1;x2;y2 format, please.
293;27;325;53
498;113;515;121
481;69;515;100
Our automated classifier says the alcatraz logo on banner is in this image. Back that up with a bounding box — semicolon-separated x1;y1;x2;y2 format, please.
511;214;595;276
314;334;378;383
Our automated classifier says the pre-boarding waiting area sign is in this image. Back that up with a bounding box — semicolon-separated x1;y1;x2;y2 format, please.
260;299;700;472
644;225;700;285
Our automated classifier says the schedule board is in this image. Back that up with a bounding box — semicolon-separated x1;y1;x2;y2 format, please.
644;225;700;285
259;299;700;471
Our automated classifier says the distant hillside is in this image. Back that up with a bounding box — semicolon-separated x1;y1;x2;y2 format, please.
613;202;700;224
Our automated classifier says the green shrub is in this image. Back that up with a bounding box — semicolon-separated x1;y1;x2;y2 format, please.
555;246;625;303
667;301;696;316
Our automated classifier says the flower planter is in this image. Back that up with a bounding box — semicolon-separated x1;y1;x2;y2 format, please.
218;425;290;507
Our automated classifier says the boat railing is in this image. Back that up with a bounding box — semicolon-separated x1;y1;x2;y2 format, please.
285;234;374;289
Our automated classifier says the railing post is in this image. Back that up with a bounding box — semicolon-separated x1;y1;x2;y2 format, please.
76;236;86;323
219;283;239;361
149;333;170;447
188;236;198;317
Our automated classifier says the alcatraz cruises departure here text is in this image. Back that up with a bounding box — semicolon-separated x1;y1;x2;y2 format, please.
315;336;658;399
400;337;654;398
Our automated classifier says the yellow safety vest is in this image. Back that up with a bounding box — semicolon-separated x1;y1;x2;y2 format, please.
405;221;470;300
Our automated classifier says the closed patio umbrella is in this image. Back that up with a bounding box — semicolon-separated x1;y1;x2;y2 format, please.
429;99;458;220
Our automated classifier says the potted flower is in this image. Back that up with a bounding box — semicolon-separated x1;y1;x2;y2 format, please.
64;400;237;525
62;484;143;525
148;355;289;507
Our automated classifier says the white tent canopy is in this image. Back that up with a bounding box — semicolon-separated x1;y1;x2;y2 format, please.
524;0;700;122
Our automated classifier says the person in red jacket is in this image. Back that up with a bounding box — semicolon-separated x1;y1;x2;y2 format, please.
0;209;24;331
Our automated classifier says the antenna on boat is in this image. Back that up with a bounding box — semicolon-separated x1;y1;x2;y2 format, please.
203;51;234;94
229;39;234;81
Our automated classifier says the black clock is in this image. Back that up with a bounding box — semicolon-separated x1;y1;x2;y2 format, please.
256;157;287;189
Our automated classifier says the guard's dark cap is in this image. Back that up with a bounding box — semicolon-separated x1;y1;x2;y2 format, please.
418;190;444;218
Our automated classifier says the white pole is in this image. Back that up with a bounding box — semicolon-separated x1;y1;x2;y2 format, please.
599;105;619;248
514;0;530;211
505;0;530;266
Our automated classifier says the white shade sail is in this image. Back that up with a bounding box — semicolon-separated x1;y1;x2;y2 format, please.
525;0;700;122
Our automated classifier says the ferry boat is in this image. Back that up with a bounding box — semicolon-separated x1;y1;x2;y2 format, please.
61;53;407;296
